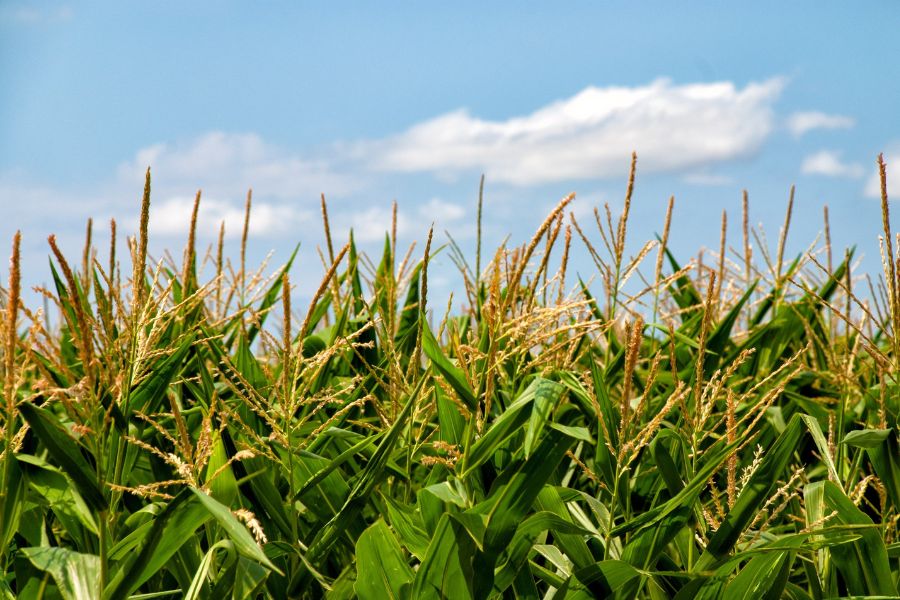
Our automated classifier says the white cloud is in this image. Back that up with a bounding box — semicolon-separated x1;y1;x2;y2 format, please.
1;4;73;24
354;78;786;185
150;196;313;238
419;197;465;222
1;132;356;241
117;131;352;201
565;193;603;221
786;111;855;137
864;149;900;199
111;132;357;238
683;172;733;186
334;197;466;243
338;206;400;244
0;172;112;232
801;150;864;178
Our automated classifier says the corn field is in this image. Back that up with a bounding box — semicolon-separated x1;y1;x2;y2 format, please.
0;154;898;599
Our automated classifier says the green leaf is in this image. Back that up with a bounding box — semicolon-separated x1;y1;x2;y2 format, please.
612;436;738;539
382;495;430;560
327;565;357;600
422;325;476;411
422;480;469;508
411;515;477;600
183;540;236;600
650;429;687;496
219;426;293;540
866;431;900;510
21;546;100;600
558;369;615;488
127;336;193;415
394;263;422;356
205;433;238;506
696;414;808;570
492;509;591;595
535;487;594;570
804;480;896;596
621;505;692;570
664;247;703;314
246;244;299;345
231;556;269;600
842;428;892;448
308;377;427;562
480;429;573;557
18;402;107;512
681;536;801;600
572;560;643;599
467;428;574;597
523;379;562;458
705;283;756;370
0;455;24;547
723;536;801;600
462;377;564;477
103;489;208;600
435;385;465;446
188;487;280;573
17;454;98;536
799;415;841;486
354;519;413;600
292;432;380;502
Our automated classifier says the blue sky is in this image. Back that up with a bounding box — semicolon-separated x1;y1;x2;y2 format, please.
2;2;900;304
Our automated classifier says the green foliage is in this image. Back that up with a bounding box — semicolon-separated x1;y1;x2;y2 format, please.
0;168;897;599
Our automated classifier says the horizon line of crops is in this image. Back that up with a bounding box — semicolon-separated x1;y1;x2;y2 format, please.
0;152;897;598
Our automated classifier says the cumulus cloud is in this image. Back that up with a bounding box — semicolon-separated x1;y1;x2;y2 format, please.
801;150;864;178
1;132;360;242
117;132;352;200
864;149;900;199
150;195;314;238
353;78;786;185
786;111;855;137
111;132;358;238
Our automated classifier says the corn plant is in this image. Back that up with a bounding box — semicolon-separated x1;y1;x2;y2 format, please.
0;155;897;599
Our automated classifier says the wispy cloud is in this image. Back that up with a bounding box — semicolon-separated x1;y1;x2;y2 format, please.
0;4;73;25
352;78;786;185
117;132;353;201
334;197;467;243
0;172;108;231
786;111;855;137
801;150;864;178
682;172;733;186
